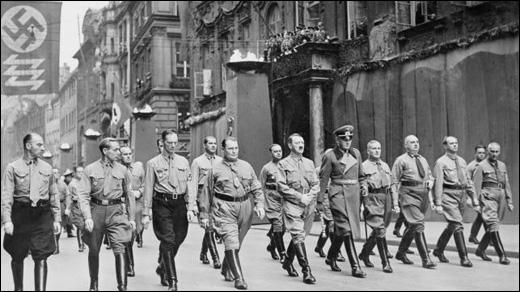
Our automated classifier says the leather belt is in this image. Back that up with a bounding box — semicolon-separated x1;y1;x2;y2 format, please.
369;187;389;193
443;184;466;190
155;192;184;201
91;197;124;206
14;199;50;208
214;192;250;202
331;179;358;185
265;185;277;190
482;182;504;189
401;180;426;187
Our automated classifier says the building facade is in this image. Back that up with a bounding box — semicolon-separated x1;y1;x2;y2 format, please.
59;70;78;170
45;97;61;168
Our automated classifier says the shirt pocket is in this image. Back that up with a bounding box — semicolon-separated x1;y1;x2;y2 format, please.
38;169;52;193
111;172;125;191
285;168;301;190
240;174;252;193
89;174;105;193
176;167;189;193
14;168;29;191
154;167;169;183
442;166;458;182
483;170;496;181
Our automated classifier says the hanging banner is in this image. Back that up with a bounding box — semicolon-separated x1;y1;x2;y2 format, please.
1;1;61;96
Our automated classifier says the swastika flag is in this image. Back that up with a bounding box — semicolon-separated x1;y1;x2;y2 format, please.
1;1;61;95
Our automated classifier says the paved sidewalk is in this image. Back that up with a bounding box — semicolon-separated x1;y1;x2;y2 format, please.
252;221;519;258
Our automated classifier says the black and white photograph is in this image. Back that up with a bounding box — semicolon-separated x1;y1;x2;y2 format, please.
1;1;518;291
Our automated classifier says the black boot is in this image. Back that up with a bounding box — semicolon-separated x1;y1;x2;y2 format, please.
359;234;376;268
382;237;393;258
12;260;24;291
88;254;99;291
67;225;74;237
104;235;111;249
476;232;492;261
115;253;128;291
314;232;328;257
433;228;453;263
77;230;85;252
344;234;366;278
273;231;287;263
490;231;510;265
54;233;60;255
220;254;234;282
267;229;280;260
282;241;299;277
207;231;222;269
330;233;346;262
415;232;436;269
325;234;343;272
469;213;483;244
137;230;144;248
200;232;210;264
396;227;415;265
376;237;393;273
126;243;135;277
293;242;316;284
226;250;248;290
34;259;47;291
156;257;168;286
453;230;472;267
162;250;178;291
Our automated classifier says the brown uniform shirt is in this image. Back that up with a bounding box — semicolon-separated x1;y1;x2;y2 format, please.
277;153;320;205
432;154;476;206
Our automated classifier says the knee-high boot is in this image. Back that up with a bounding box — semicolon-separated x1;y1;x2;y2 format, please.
293;242;316;284
433;227;453;263
415;232;436;269
344;234;366;278
396;227;415;264
476;232;492;261
11;260;24;291
226;250;247;290
490;231;510;265
359;233;376;268
282;241;299;277
314;231;328;257
77;229;85;252
162;250;178;291
200;232;210;264
88;254;99;291
207;231;221;269
376;237;393;273
330;233;345;262
54;233;60;255
126;242;135;277
34;259;47;291
115;253;127;291
453;230;472;267
325;234;343;272
273;231;287;263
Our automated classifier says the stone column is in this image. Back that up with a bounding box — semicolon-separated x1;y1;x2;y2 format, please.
309;82;324;167
131;112;157;164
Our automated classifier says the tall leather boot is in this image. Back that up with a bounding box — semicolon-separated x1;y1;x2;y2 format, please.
207;231;222;269
115;253;128;291
293;242;316;284
273;231;287;263
325;234;343;272
67;224;74;237
433;227;453;263
220;254;234;281
282;241;299;277
490;231;510;265
395;227;415;265
453;230;472;267
126;242;135;277
77;229;85;252
469;213;483;244
359;234;376;268
226;250;247;290
330;233;345;262
162;250;178;291
382;237;393;258
475;232;492;261
344;234;366;278
200;232;210;264
266;227;280;260
34;259;47;291
156;256;168;286
376;237;393;273
54;233;60;255
137;230;144;248
415;232;436;269
314;232;328;257
12;260;24;291
88;254;99;291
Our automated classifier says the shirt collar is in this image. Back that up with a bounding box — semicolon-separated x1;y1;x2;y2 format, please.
446;153;458;160
407;152;420;158
204;153;216;160
289;152;303;161
23;156;37;165
162;153;175;161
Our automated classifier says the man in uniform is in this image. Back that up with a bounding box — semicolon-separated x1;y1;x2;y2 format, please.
79;138;136;291
318;125;367;278
473;142;513;265
432;136;478;267
157;138;164;154
199;136;265;290
190;136;222;269
358;140;399;273
65;166;87;252
467;145;487;245
54;168;72;254
260;144;286;262
2;133;61;291
277;134;319;284
391;135;436;269
142;130;196;291
121;146;145;277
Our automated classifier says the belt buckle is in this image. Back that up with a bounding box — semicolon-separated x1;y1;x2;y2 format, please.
31;201;37;207
172;193;179;200
102;199;109;205
498;183;504;189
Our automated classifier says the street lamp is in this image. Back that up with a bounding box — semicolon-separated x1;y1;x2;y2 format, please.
132;103;156;120
42;151;53;159
84;128;101;140
59;143;72;152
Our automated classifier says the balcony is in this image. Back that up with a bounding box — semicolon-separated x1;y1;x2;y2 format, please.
169;75;190;89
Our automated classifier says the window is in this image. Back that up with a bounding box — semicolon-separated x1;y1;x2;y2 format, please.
395;1;436;29
111;82;115;99
346;1;368;39
177;101;190;133
295;1;305;27
110;37;114;54
267;4;282;36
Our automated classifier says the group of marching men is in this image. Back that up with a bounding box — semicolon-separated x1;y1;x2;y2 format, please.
1;124;513;291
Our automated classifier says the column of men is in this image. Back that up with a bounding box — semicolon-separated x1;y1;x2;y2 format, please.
1;128;514;291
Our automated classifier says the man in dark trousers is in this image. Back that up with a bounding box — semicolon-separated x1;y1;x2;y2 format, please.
2;133;61;291
466;144;487;244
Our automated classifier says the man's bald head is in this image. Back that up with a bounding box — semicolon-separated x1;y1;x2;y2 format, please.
442;136;458;154
404;135;420;154
487;142;501;162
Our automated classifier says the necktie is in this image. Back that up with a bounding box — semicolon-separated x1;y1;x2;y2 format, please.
377;161;390;187
29;160;39;204
491;161;503;183
168;156;177;189
414;155;425;179
454;157;466;185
